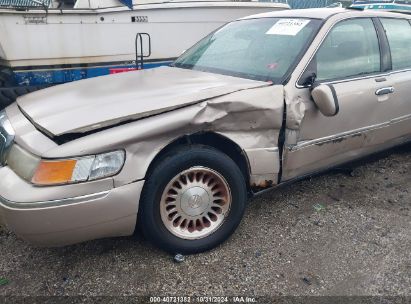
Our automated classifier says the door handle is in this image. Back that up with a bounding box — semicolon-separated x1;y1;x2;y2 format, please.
375;87;394;96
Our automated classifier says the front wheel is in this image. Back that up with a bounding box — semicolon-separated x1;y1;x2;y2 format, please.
138;146;247;254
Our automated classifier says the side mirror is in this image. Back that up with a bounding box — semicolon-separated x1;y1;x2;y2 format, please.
311;84;340;117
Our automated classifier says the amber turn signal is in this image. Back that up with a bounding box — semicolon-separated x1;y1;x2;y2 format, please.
32;159;77;185
30;151;125;186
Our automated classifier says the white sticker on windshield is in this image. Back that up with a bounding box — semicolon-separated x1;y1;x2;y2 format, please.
266;19;310;36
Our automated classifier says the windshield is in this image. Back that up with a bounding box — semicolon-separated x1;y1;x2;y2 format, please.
174;18;321;83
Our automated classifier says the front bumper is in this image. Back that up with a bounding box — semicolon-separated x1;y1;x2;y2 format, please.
0;166;144;247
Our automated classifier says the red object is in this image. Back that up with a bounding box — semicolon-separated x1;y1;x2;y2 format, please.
267;63;279;70
109;68;139;74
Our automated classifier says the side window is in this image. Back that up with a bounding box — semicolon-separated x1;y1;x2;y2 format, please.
315;18;381;81
380;18;411;70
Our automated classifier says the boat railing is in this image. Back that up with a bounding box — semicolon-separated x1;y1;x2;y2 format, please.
353;0;392;3
283;0;352;8
353;0;411;3
135;33;152;70
0;0;51;8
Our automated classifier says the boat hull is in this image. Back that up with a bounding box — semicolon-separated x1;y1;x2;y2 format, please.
0;3;288;87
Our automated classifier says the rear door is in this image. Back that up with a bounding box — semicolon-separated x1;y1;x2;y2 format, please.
282;17;393;181
370;17;411;146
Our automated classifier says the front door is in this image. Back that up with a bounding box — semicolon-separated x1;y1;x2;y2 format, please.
282;17;395;181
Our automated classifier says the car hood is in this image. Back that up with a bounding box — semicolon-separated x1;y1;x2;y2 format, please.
17;66;270;137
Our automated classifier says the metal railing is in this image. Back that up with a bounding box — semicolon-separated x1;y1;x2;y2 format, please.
288;0;346;8
0;0;51;8
261;0;353;8
135;33;152;70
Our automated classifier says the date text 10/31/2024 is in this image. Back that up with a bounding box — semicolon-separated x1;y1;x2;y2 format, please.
149;296;257;303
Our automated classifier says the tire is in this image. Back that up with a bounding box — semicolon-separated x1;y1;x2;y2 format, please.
138;145;247;254
0;85;50;110
0;68;15;87
0;67;52;109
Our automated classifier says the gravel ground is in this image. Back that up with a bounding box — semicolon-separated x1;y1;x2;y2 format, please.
0;144;410;299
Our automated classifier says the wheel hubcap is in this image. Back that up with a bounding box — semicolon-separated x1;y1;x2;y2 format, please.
160;166;232;240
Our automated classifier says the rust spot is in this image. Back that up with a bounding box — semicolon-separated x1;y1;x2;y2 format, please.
251;179;274;191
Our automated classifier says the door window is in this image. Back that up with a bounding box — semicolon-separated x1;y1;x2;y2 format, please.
315;18;381;81
380;18;411;70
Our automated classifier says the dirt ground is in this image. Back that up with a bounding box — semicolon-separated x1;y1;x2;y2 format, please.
0;144;410;300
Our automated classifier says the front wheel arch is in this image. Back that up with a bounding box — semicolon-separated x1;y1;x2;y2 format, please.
144;132;252;193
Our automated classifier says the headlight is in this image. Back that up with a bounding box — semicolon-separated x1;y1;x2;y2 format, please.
31;150;125;185
0;110;15;137
0;110;15;166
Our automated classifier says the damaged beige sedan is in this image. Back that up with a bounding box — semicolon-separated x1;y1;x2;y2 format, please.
0;8;410;253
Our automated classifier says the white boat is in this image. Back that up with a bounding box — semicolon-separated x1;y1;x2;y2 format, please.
0;0;289;107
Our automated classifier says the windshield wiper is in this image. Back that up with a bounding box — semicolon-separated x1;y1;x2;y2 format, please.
173;62;194;69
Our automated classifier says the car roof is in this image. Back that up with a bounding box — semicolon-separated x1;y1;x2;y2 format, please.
241;8;411;21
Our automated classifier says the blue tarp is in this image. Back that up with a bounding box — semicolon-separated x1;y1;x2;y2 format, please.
119;0;133;9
